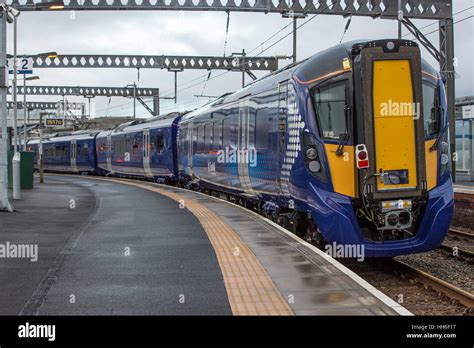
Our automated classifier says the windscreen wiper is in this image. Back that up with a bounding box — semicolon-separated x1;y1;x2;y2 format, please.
336;105;351;156
430;124;448;151
430;106;446;151
336;132;350;156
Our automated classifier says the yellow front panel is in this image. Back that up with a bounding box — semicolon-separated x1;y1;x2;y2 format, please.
425;139;438;190
324;144;357;197
373;60;417;190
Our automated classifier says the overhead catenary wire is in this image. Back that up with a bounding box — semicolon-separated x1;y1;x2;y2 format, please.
96;1;467;118
100;2;342;116
339;15;352;44
403;5;473;38
422;15;473;37
96;2;470;117
201;11;231;98
223;10;231;57
161;4;333;98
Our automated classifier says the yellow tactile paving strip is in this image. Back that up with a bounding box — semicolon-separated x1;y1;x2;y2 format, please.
90;177;294;316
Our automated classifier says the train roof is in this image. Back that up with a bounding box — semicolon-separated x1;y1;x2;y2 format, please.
181;39;439;123
181;40;366;122
97;112;182;138
28;130;99;145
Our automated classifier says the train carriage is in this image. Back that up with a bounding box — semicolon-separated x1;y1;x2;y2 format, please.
176;39;454;257
27;39;454;258
96;114;181;182
28;131;98;174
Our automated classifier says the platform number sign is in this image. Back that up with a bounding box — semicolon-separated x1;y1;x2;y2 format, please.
45;118;65;127
7;57;33;75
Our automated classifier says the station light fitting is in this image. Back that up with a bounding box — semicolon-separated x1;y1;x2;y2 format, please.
36;0;65;10
37;52;59;59
0;4;20;24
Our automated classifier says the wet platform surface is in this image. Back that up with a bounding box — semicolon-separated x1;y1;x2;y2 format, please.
0;176;230;315
0;175;409;315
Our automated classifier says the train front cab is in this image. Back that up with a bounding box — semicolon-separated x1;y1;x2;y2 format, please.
302;40;453;257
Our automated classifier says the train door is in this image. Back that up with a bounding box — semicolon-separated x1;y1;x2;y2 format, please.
106;134;113;173
187;122;193;175
277;82;291;198
142;129;153;177
359;42;426;199
238;98;253;193
70;140;78;173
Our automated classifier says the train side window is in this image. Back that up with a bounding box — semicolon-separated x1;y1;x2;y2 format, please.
313;82;348;140
249;110;256;149
205;123;213;151
133;142;139;156
83;143;89;156
181;127;187;152
156;134;165;154
223;118;229;148
213;121;222;150
219;121;223;148
192;125;198;151
197;125;204;152
422;83;440;137
255;109;270;150
223;118;237;148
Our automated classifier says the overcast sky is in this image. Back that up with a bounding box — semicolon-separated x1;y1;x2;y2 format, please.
6;1;474;119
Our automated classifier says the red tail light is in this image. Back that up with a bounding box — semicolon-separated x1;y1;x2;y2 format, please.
356;144;369;169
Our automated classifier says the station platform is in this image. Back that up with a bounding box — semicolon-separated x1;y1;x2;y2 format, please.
454;184;474;195
0;175;410;316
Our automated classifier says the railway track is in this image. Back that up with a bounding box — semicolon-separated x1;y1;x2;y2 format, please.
439;244;474;258
449;228;474;239
339;228;474;314
441;228;474;258
392;259;474;308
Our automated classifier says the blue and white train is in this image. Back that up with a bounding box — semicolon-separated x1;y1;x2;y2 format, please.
28;39;454;257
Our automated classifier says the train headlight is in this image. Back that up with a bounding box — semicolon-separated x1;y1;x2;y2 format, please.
306;147;318;160
441;153;449;166
301;131;327;181
441;141;449;154
308;160;321;173
387;213;399;227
